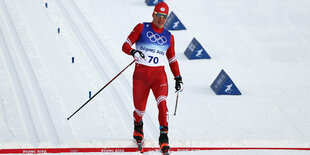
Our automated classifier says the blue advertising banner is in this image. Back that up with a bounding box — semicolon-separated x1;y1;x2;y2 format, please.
211;69;241;95
145;0;163;6
184;38;211;59
164;12;186;30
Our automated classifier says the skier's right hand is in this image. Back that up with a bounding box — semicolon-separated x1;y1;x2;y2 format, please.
130;49;145;61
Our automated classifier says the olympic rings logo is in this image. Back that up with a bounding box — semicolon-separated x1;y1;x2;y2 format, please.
146;31;167;45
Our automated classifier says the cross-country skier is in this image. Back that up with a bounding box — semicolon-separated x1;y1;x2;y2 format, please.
122;2;183;154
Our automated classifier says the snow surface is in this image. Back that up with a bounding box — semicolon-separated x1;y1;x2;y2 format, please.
0;0;310;154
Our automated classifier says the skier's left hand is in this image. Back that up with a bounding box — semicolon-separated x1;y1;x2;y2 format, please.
175;75;183;92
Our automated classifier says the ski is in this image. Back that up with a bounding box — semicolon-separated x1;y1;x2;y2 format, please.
162;150;169;155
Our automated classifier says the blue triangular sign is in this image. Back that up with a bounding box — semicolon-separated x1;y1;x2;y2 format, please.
164;12;186;30
184;38;211;59
145;0;163;6
210;69;241;95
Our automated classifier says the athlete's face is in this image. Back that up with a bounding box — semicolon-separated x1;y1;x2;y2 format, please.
152;12;168;28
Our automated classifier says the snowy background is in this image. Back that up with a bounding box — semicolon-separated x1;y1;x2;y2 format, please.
0;0;310;154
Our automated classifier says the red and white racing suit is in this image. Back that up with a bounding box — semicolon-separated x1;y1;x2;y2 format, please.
122;22;180;127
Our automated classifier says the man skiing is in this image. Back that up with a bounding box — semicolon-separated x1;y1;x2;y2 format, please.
122;2;183;154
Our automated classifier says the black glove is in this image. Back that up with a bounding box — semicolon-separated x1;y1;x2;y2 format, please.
174;75;183;92
130;49;145;61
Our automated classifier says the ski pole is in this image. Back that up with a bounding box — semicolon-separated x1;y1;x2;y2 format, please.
67;60;136;120
174;91;179;116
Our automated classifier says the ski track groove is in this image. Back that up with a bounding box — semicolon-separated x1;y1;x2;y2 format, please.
0;0;59;145
67;0;160;137
0;97;19;141
0;2;39;144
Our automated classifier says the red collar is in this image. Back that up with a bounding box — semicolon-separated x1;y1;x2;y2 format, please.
151;22;164;33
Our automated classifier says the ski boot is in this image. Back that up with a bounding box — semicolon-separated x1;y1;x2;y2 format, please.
133;121;144;152
159;126;170;155
133;121;144;142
